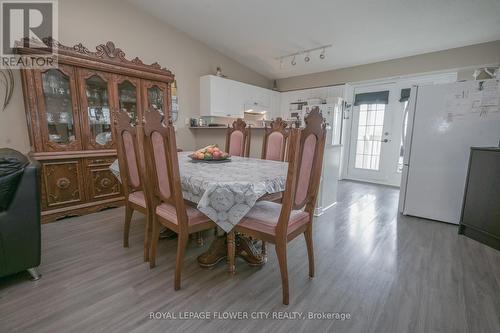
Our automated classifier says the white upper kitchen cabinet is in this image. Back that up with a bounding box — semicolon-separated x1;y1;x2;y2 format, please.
200;75;241;117
200;75;279;119
227;80;246;117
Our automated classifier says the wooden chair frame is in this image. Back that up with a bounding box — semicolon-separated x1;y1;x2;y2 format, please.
142;108;216;290
228;107;326;304
225;118;251;157
113;110;152;262
259;117;290;254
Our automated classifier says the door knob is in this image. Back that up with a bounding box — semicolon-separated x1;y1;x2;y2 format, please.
381;139;389;143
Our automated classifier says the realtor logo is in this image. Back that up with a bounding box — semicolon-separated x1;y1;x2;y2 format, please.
0;0;58;68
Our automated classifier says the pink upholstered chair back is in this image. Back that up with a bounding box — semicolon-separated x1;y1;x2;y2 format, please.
113;111;142;196
262;118;289;162
292;108;326;210
294;133;317;207
150;131;172;200
142;109;185;214
229;130;245;156
278;108;326;233
226;119;250;157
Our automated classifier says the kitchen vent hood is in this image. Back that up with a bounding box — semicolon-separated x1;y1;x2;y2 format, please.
244;102;268;114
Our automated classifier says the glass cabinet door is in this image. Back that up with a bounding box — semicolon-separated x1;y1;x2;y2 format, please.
171;80;178;122
78;69;115;149
36;65;82;151
142;80;170;120
116;76;141;123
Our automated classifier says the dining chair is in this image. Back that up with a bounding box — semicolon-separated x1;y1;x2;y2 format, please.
142;108;216;290
227;107;326;305
113;110;152;262
225;118;251;157
259;117;290;256
261;117;289;162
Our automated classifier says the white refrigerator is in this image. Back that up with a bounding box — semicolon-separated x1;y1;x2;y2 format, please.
399;79;500;224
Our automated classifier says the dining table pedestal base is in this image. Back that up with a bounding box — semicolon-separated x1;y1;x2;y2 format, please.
235;235;266;267
197;233;266;273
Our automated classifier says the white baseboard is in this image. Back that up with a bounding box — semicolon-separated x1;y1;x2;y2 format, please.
314;201;338;216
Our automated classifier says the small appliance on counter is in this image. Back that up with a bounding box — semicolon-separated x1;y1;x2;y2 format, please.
189;118;199;127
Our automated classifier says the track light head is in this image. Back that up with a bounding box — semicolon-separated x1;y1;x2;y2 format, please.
304;53;310;62
319;48;326;60
291;56;296;66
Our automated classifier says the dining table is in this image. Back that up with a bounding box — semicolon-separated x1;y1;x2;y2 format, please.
109;151;288;232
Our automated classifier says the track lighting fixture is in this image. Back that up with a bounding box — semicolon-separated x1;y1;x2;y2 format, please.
276;44;332;69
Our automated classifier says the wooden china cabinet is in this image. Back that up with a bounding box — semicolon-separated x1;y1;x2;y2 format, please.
18;39;174;223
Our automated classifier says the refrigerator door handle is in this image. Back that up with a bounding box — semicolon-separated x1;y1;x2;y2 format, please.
401;101;410;147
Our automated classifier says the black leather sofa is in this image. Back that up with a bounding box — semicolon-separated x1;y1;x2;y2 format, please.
0;148;41;280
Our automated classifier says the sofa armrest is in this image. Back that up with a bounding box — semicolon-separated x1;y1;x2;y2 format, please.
0;160;41;277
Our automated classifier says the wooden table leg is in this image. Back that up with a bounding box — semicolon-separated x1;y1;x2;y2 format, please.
227;231;236;274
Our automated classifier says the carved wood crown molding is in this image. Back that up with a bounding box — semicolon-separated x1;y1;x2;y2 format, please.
17;37;173;77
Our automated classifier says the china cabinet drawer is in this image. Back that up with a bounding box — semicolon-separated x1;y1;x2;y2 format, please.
41;160;85;209
86;157;116;167
86;164;122;201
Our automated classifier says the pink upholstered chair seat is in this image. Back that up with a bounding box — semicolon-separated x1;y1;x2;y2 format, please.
239;201;309;236
156;202;211;226
128;191;146;207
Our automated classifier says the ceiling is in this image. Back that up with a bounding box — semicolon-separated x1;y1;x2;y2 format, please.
128;0;500;79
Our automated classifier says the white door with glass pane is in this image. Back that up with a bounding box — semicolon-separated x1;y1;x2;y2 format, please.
347;84;401;185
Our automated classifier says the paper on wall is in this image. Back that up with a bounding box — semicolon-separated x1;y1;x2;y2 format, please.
445;89;470;117
471;80;500;114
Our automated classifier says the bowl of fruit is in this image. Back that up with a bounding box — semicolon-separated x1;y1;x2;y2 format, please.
189;145;231;163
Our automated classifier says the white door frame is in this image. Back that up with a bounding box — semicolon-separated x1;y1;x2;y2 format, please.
341;72;457;186
345;83;401;185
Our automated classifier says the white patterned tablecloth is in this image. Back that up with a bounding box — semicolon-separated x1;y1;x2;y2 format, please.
110;152;288;232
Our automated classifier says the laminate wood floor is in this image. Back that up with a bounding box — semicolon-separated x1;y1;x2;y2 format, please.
1;181;499;333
